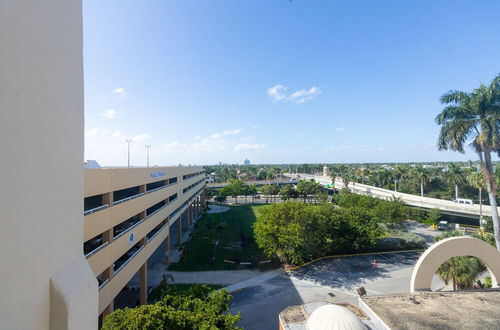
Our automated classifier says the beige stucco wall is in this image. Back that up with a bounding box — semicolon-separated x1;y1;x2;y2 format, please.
83;167;204;314
0;1;98;329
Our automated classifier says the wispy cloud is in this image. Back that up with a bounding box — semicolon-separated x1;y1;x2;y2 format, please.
336;127;345;132
234;143;266;151
101;109;118;120
267;85;288;101
85;127;152;165
114;87;126;98
267;84;322;104
210;128;243;139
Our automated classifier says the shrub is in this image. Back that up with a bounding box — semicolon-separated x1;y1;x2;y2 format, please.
376;233;426;251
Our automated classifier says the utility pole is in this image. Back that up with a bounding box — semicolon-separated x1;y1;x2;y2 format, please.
145;145;151;168
126;139;132;168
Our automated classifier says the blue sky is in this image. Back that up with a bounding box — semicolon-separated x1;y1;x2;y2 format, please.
83;0;500;166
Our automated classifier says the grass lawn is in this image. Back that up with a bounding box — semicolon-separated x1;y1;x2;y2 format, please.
168;205;275;271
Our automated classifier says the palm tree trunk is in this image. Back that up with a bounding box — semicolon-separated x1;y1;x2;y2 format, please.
483;151;500;250
479;188;483;228
455;184;459;200
420;179;424;197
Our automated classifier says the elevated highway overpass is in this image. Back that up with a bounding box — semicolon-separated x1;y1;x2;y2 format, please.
290;174;491;219
207;179;297;189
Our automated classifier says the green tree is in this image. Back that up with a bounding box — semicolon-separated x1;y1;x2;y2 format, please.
254;202;382;265
102;287;240;330
445;163;466;200
412;165;430;197
221;179;245;204
253;202;326;264
260;185;275;204
436;74;500;250
373;197;407;228
296;180;310;203
246;184;258;203
426;208;441;226
280;184;298;201
393;165;411;192
468;171;486;224
214;192;227;204
434;231;486;290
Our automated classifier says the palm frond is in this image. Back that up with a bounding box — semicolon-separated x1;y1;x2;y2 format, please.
440;90;470;105
437;119;475;152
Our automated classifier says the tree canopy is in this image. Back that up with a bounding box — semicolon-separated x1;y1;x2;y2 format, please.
102;285;240;330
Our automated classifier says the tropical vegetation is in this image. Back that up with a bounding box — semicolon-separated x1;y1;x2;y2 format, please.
102;284;240;330
435;73;500;250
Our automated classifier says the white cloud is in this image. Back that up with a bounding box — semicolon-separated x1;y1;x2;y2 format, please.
85;127;152;166
133;133;152;142
267;85;287;101
101;109;118;120
336;127;345;132
267;84;322;104
234;143;266;151
114;87;126;98
210;128;243;139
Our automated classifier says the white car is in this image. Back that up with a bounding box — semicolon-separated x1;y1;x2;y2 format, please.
454;198;473;205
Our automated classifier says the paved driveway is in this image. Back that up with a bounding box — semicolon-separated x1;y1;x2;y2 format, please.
230;251;443;330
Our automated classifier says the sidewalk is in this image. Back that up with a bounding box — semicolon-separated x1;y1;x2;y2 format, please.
224;268;284;293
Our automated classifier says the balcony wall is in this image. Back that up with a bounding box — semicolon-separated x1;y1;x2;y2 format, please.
98;219;169;314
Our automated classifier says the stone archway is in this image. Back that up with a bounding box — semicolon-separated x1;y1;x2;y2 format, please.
410;236;500;292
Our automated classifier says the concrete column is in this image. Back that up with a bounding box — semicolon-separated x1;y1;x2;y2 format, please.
103;192;113;207
177;217;182;244
139;184;146;194
164;235;170;265
102;302;114;318
103;228;113;244
187;205;191;227
104;266;113;282
139;263;147;305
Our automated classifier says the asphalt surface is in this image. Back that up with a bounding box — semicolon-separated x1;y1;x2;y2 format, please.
230;251;444;330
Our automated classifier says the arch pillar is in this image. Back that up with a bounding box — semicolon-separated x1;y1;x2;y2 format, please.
410;236;500;292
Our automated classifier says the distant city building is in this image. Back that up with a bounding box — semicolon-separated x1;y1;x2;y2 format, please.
244;158;251;165
323;165;330;177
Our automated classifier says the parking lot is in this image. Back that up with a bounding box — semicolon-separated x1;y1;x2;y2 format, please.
230;251;444;330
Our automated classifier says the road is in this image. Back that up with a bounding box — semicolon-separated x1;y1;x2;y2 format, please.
293;173;489;218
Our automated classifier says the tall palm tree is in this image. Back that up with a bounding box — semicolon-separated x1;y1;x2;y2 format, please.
393;165;410;192
468;171;486;225
436;73;500;250
412;166;430;197
445;163;466;200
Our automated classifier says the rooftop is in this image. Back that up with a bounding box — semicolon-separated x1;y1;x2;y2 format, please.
361;290;500;330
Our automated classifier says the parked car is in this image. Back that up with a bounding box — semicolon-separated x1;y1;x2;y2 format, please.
437;220;449;231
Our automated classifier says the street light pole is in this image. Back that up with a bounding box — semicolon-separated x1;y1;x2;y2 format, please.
126;139;132;168
145;145;151;168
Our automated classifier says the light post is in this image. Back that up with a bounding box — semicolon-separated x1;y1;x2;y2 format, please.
145;145;151;168
126;139;132;168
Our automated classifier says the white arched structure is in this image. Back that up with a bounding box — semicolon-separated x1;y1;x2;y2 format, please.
410;236;500;292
